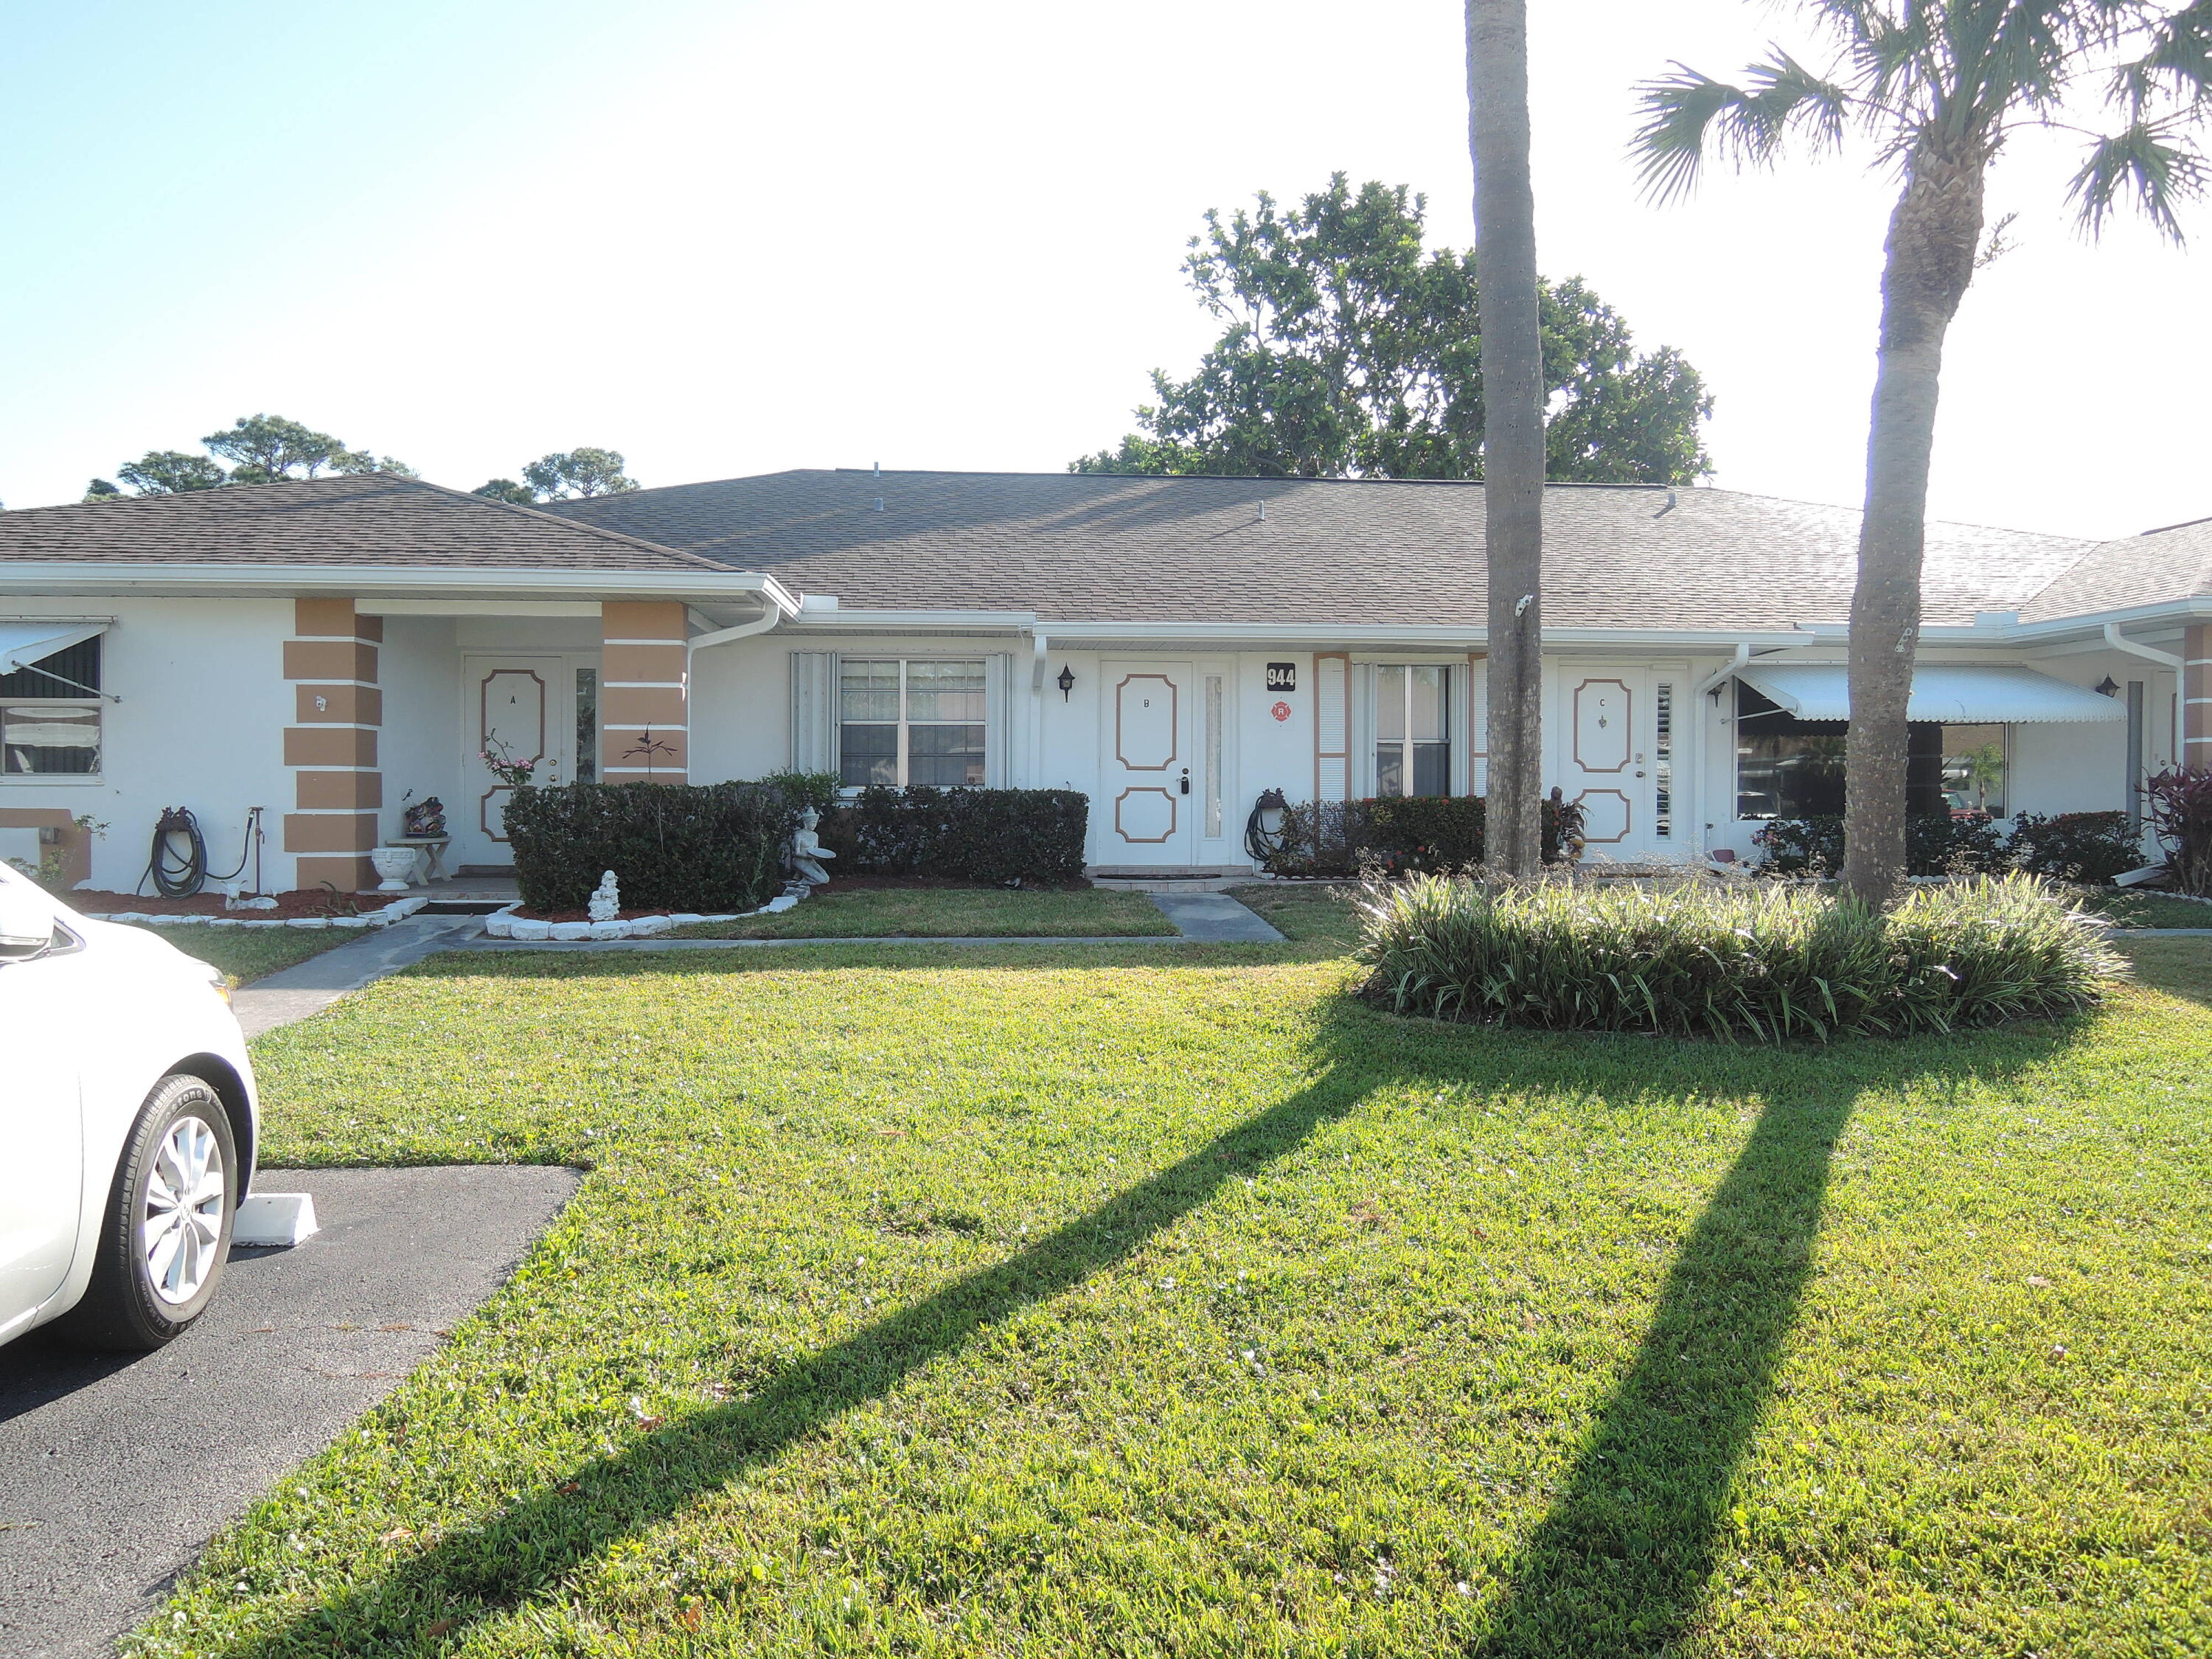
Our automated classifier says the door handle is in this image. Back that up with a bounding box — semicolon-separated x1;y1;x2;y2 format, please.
1179;768;1191;796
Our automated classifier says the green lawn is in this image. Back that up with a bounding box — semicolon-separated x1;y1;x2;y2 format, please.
140;924;2212;1658
119;920;356;987
672;885;1175;939
2070;888;2212;929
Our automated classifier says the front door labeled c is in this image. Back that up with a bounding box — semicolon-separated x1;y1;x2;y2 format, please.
1098;661;1194;866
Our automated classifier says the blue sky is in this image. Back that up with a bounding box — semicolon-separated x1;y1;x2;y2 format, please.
2;1;2202;538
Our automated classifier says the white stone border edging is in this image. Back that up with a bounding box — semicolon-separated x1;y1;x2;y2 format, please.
80;896;431;931
481;892;804;942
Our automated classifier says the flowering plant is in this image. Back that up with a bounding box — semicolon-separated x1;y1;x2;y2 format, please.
481;735;552;790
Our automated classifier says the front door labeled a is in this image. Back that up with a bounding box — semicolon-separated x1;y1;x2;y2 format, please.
1552;667;1682;860
457;655;574;871
1098;661;1195;867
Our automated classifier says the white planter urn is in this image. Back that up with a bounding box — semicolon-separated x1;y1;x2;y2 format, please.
369;846;418;893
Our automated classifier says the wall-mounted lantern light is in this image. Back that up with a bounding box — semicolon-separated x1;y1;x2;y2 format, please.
2095;675;2120;697
1057;665;1076;701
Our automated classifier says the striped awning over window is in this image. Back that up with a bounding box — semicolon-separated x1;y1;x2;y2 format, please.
1736;663;2125;724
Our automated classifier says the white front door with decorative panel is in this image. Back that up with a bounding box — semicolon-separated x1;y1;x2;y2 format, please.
456;655;577;872
1098;661;1195;867
1553;667;1681;860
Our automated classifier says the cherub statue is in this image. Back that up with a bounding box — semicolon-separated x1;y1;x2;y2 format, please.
787;805;837;886
588;870;621;922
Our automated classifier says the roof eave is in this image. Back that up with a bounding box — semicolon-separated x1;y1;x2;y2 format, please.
0;563;791;604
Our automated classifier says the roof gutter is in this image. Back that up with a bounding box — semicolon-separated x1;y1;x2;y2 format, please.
2102;622;2184;672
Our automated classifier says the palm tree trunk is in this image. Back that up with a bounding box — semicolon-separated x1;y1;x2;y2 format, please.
1842;145;1983;908
1467;0;1545;877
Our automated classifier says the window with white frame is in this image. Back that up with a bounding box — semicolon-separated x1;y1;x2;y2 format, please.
1;636;102;776
838;658;987;787
1374;664;1450;796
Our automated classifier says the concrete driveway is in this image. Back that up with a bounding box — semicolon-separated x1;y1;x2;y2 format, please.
0;1164;579;1659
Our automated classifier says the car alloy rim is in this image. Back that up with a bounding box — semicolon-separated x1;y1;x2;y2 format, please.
143;1113;226;1305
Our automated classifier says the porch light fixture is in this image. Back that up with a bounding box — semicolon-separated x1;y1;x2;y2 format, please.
1057;665;1076;700
2095;675;2120;697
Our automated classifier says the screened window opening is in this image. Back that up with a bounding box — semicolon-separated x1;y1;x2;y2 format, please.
574;667;599;785
839;659;986;787
1375;664;1450;797
1735;683;2008;819
1203;674;1225;838
2;635;102;776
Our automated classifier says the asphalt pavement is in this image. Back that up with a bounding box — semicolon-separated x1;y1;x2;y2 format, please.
0;1164;579;1659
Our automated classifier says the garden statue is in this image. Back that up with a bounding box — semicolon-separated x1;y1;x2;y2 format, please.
588;870;621;922
787;805;836;886
402;796;445;838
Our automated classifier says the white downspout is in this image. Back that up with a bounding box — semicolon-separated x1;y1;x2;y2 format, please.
1691;643;1752;701
2103;622;2183;671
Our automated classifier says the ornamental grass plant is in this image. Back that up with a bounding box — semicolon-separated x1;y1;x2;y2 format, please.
1358;871;2121;1040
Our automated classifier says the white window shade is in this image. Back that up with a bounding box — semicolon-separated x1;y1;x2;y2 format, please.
1736;664;2125;724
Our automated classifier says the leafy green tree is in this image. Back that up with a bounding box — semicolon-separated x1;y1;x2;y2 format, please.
519;448;639;500
472;478;538;506
1071;174;1711;484
1467;0;1548;878
115;451;227;495
202;413;411;482
1637;1;2211;908
82;479;122;501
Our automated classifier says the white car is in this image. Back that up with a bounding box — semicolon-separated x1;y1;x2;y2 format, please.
0;861;259;1352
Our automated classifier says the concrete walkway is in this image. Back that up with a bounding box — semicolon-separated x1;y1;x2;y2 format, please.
0;1165;580;1659
1147;891;1286;941
229;914;489;1037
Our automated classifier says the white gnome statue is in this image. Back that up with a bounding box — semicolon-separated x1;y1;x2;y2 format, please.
787;805;837;886
588;869;621;922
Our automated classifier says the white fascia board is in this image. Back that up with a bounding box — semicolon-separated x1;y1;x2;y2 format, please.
0;563;785;602
790;608;1040;630
1038;622;1819;650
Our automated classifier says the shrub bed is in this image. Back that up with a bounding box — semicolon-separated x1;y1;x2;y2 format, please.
824;786;1088;886
1263;795;1582;877
2145;768;2212;894
504;782;796;914
1357;872;2118;1040
1755;810;2142;881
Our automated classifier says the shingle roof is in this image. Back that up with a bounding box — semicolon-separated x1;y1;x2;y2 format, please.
0;474;728;574
2020;516;2212;622
549;469;2101;629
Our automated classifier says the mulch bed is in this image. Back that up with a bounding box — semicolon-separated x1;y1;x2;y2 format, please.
60;887;380;919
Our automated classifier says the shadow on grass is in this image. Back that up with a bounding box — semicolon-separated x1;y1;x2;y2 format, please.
208;1064;1380;1655
212;990;2082;1657
1469;1083;1853;1656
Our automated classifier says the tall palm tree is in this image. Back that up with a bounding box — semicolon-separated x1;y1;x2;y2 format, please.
1467;0;1546;877
1635;1;2211;908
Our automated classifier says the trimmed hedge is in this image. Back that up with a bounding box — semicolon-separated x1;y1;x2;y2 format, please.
2008;810;2143;884
1755;810;2143;883
1263;794;1585;877
504;782;796;913
824;786;1088;886
1358;872;2118;1040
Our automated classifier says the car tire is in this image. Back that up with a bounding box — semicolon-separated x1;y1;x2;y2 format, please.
58;1074;239;1352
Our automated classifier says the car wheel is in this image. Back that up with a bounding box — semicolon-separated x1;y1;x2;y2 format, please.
59;1074;239;1352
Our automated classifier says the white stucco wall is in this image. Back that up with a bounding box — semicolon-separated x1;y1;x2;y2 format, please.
375;615;461;844
1;597;293;894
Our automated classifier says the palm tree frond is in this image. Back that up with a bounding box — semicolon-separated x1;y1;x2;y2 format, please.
1632;53;1854;203
2070;119;2212;240
2117;0;2212;114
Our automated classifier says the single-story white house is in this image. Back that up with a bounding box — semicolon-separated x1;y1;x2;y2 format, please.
0;469;2203;891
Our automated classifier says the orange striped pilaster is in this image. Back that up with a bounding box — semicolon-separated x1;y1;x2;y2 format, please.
285;598;382;891
600;600;689;782
2187;623;2212;768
